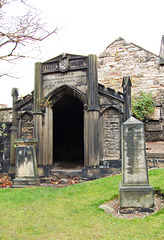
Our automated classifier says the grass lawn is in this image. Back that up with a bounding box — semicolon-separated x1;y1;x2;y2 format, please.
0;168;164;240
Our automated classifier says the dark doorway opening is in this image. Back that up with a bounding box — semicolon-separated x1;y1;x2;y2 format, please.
53;94;84;169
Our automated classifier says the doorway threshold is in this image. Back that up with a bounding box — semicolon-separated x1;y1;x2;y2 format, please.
50;169;82;177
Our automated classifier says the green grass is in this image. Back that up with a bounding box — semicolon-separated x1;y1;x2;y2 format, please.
0;169;164;240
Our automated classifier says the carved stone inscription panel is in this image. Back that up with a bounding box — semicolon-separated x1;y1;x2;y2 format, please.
43;70;87;96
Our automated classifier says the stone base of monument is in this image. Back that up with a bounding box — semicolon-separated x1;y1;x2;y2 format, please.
13;138;40;187
13;177;40;187
119;183;154;208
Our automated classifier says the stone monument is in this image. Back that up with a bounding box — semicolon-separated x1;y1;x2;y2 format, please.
13;138;40;186
119;116;154;208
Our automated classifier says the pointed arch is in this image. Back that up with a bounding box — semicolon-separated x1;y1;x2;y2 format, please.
18;111;33;138
101;105;122;162
101;105;124;115
46;84;87;106
19;111;33;118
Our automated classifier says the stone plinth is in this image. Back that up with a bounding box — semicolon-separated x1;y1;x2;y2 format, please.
119;116;154;208
13;138;40;186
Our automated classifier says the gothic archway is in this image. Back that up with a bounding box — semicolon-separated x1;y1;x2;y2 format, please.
52;93;84;169
47;84;87;106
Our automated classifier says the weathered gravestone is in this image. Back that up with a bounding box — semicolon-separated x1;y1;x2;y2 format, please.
13;138;40;186
119;116;154;208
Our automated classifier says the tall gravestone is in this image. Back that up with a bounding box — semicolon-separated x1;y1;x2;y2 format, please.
119;116;154;208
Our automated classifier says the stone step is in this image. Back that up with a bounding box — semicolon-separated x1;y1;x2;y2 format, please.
50;169;82;177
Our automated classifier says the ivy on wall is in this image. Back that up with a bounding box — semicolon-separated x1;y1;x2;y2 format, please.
132;91;156;121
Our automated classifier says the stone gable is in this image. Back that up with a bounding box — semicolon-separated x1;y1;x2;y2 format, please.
98;37;164;142
98;37;164;105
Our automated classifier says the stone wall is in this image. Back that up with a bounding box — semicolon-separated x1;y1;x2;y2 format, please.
0;108;12;122
98;37;164;142
0;123;12;173
18;113;33;138
98;37;164;103
147;153;164;169
0;108;12;172
103;108;120;161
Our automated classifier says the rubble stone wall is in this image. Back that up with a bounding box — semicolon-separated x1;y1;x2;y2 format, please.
103;108;120;160
98;37;164;105
98;38;164;142
0;108;12;122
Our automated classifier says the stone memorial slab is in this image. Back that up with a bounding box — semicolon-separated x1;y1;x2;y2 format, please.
119;116;154;208
13;138;40;186
43;70;87;96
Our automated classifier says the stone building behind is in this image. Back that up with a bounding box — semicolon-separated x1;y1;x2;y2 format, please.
98;37;164;143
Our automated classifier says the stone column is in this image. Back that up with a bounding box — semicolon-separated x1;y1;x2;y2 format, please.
87;111;99;166
87;54;99;166
119;116;154;208
42;107;53;166
122;76;132;121
88;54;99;111
13;138;40;186
33;62;43;113
9;88;19;176
99;114;104;163
82;55;100;179
33;62;43;165
159;35;164;65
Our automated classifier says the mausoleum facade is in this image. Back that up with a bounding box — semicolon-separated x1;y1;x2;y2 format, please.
9;54;131;177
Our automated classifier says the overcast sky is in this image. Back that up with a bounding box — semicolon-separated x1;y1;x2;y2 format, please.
1;0;164;106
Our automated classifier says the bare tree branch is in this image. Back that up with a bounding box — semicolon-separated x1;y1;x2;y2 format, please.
0;1;27;9
0;0;58;67
0;72;19;78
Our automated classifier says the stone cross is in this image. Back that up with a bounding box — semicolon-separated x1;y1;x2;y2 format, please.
119;116;154;208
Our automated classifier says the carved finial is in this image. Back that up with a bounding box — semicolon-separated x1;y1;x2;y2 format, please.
11;88;19;97
159;36;164;65
122;76;132;88
159;35;164;59
61;53;66;59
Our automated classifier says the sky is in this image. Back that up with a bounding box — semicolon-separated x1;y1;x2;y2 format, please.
1;0;164;107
